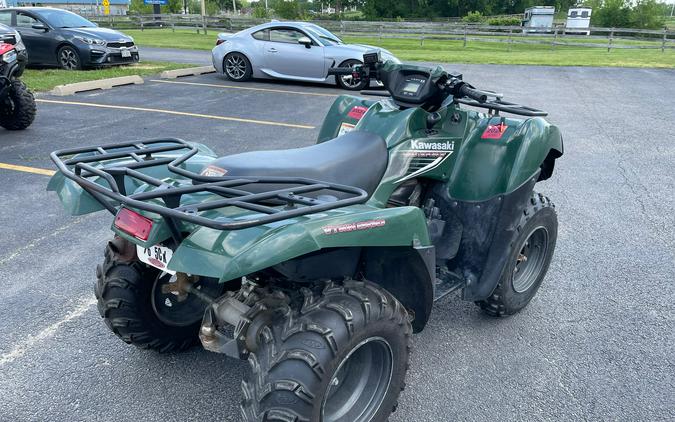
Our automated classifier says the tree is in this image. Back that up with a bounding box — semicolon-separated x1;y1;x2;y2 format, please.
630;0;665;29
591;0;632;27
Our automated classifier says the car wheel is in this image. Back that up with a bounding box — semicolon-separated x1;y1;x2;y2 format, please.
336;59;368;91
223;52;252;82
57;45;81;70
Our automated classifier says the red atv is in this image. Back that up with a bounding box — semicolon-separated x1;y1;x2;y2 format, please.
0;23;35;131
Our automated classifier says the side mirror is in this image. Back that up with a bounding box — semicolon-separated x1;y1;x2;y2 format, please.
31;23;48;31
298;36;312;48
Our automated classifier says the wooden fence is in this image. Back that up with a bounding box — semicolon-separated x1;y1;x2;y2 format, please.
86;14;675;52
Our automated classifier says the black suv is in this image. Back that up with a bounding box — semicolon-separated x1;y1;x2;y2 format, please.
1;22;35;131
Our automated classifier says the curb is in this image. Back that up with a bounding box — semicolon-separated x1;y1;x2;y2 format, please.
50;75;144;96
159;66;216;79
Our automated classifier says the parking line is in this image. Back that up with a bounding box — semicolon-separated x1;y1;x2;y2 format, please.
0;296;97;366
149;79;338;98
35;99;316;129
0;162;55;176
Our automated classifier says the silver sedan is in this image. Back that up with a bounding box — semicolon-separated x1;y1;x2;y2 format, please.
211;22;399;90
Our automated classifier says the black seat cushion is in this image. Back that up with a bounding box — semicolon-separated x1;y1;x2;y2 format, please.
208;131;388;197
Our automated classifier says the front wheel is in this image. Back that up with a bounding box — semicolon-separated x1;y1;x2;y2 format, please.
241;280;411;422
0;80;36;131
476;192;558;317
335;59;369;91
57;45;81;70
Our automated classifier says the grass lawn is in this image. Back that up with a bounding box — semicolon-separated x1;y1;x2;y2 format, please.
22;61;189;92
124;29;675;68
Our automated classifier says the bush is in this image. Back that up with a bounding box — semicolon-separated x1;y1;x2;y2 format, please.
462;11;484;23
487;17;521;26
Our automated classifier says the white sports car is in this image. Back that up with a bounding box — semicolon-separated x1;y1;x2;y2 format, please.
212;21;400;90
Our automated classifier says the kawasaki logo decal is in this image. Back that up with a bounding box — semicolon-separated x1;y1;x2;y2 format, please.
410;140;455;151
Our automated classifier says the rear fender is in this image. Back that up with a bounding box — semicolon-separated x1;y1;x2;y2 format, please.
168;205;430;281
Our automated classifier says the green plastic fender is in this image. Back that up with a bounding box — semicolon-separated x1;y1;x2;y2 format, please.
447;116;563;201
316;95;378;143
167;204;430;281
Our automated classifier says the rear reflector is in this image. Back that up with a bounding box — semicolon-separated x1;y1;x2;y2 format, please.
114;208;153;241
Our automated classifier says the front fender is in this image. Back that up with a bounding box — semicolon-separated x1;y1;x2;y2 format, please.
317;95;378;143
448;116;563;200
168;205;430;282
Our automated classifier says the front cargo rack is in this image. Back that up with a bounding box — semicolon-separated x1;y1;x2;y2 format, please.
51;138;369;235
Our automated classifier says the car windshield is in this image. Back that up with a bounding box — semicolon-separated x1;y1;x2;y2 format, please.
36;9;96;28
304;25;343;46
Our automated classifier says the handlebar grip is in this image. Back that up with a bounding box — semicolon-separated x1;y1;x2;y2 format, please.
327;67;356;76
459;85;488;103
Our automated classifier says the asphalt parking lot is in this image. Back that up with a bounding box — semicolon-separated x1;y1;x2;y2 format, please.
0;64;673;421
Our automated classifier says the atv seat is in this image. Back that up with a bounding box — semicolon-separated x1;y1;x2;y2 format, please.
207;131;388;197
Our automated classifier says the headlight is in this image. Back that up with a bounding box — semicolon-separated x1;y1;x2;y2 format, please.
75;36;106;46
2;50;17;63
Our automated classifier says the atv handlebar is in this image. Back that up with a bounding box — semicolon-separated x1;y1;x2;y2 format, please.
328;55;548;116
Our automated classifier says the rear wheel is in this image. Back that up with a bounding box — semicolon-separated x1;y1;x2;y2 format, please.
241;280;411;422
0;80;36;131
335;59;369;91
476;193;558;317
95;244;223;352
224;52;252;82
57;45;81;70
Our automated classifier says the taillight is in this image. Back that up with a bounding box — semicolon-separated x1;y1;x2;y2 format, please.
114;208;153;240
0;42;13;55
216;39;224;46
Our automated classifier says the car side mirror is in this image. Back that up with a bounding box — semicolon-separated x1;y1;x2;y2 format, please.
31;23;48;31
298;36;312;48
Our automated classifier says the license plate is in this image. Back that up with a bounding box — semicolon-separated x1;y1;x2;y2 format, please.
121;49;131;58
137;244;175;274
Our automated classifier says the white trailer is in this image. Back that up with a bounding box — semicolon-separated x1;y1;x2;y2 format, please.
522;6;555;33
565;7;592;35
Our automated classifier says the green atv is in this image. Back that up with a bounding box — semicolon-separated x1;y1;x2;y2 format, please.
49;52;563;421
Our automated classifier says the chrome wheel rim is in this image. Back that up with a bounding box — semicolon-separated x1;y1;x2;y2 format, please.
59;48;79;70
321;337;394;422
340;63;362;88
512;226;549;293
225;55;247;79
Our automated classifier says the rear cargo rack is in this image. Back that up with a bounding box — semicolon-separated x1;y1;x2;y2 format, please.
50;138;369;236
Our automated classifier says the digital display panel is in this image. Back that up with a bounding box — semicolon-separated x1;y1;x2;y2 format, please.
403;81;421;94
